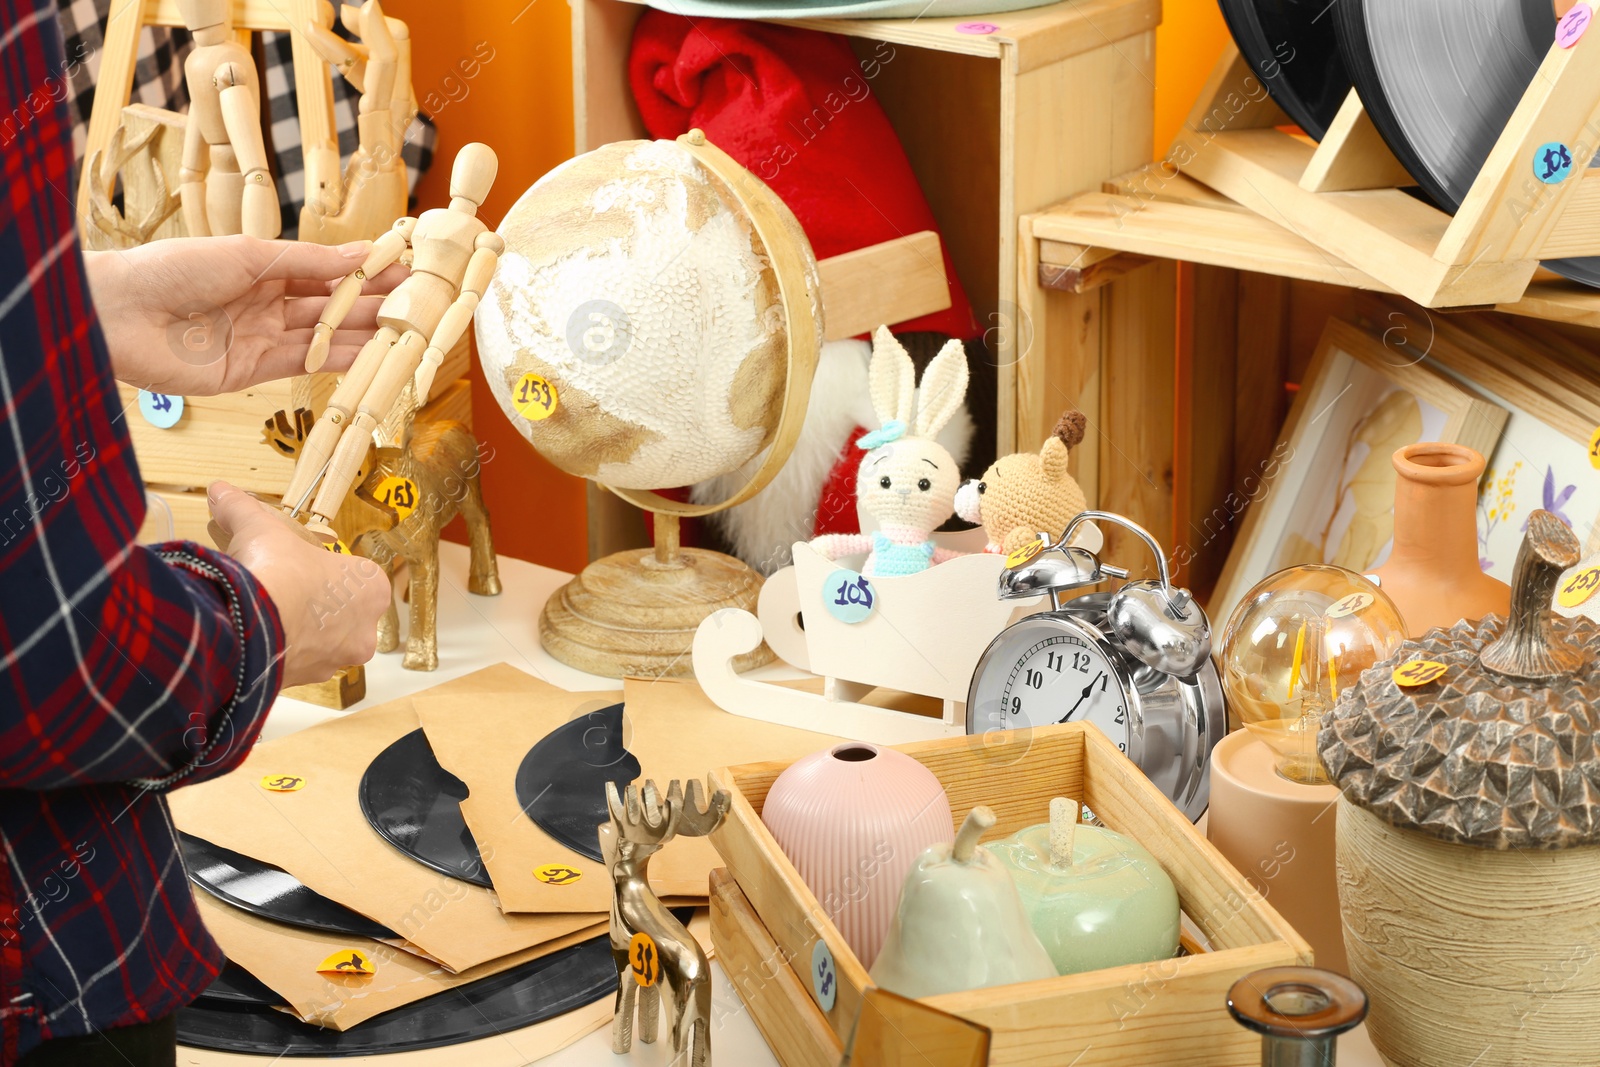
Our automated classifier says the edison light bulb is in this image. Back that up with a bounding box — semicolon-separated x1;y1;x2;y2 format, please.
1219;566;1405;784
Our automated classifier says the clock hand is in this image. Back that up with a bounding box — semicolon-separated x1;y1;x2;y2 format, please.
1057;673;1105;724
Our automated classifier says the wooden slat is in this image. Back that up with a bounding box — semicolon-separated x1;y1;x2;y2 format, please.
1104;166;1250;212
1098;259;1177;580
1037;245;1154;293
1439;30;1600;267
709;870;843;1067
1174;264;1238;596
1538;170;1600;259
1173;128;1535;307
817;232;951;341
764;0;1160;74
1300;91;1414;193
1016;216;1101;506
1033;192;1393;291
928;942;1294;1066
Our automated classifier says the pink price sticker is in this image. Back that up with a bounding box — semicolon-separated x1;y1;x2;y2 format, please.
956;21;999;34
1558;3;1592;47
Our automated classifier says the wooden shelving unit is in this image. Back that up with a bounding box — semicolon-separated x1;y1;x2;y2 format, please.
1018;40;1600;603
571;0;1161;557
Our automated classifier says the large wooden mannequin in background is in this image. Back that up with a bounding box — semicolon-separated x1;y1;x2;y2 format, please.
281;142;501;542
301;0;415;244
176;0;280;238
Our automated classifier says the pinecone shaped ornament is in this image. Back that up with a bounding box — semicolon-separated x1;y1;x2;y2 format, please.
1318;511;1600;1067
1319;510;1600;849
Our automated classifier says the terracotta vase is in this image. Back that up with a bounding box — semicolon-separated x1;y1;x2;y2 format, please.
1370;443;1509;637
760;742;952;967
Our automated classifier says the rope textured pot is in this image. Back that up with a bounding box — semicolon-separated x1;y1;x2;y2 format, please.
1319;510;1600;1067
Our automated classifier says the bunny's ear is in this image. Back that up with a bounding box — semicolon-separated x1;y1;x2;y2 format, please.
869;326;916;425
913;339;970;438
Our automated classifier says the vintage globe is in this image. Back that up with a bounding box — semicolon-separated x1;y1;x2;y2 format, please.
476;134;823;494
473;132;823;678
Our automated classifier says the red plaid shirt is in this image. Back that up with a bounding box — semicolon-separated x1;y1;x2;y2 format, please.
1;3;285;1059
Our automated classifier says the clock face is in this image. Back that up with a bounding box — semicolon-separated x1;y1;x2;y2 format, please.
969;617;1134;753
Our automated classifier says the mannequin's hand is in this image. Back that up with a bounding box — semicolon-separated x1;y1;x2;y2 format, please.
85;235;407;396
208;481;390;687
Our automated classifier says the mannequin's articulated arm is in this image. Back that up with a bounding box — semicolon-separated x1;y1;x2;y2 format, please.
304;218;415;371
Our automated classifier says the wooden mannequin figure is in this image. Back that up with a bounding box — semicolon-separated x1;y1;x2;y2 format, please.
300;0;415;244
176;0;281;238
280;142;501;543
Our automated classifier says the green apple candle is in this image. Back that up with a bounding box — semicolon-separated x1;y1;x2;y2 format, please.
991;797;1180;975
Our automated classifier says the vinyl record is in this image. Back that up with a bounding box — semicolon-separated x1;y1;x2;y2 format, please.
1336;0;1600;286
1216;0;1352;140
182;832;397;941
178;920;641;1057
515;703;640;863
359;729;493;888
191;963;282;1009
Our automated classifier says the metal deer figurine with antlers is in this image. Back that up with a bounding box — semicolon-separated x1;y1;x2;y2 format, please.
601;779;730;1067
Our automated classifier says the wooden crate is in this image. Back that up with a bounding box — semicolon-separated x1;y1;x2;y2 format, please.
118;340;470;499
1166;41;1600;310
133;375;474;545
573;0;1159;558
708;724;1309;1067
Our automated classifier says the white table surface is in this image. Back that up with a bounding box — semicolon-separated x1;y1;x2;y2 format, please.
192;541;1382;1067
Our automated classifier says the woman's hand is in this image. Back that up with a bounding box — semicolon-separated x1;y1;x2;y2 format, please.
85;235;407;397
207;481;391;687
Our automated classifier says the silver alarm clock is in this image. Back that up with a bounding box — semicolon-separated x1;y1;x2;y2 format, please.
966;511;1224;821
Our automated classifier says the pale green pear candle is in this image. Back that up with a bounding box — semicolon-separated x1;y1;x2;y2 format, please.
991;797;1180;976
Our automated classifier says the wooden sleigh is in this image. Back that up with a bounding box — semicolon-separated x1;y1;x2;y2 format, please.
692;526;1101;744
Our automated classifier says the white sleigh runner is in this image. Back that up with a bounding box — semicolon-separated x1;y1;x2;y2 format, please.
692;526;1101;744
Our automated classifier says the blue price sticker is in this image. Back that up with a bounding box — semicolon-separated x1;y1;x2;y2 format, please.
137;390;184;429
811;940;837;1012
824;568;876;625
1535;141;1575;185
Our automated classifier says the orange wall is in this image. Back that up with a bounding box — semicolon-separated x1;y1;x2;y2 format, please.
389;0;591;574
396;0;1229;572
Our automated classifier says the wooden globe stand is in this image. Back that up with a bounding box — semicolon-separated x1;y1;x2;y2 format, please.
538;131;823;679
541;512;772;678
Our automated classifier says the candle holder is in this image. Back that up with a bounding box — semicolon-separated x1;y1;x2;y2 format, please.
1227;966;1367;1067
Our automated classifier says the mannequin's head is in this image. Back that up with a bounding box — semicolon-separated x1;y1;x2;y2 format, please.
449;143;498;212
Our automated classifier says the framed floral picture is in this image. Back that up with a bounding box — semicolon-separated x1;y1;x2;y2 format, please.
1210;318;1508;628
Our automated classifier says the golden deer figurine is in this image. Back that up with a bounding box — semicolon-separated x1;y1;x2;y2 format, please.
600;779;730;1067
263;406;499;670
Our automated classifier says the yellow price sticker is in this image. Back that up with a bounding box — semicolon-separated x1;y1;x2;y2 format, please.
1392;660;1448;688
1558;566;1600;608
1589;425;1600;470
1005;539;1043;569
629;932;660;987
533;863;583;886
373;475;420;522
317;949;376;976
513;373;558;421
323;539;351;555
260;774;306;792
1325;592;1374;620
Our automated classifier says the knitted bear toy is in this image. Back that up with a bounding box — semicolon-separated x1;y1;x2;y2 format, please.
955;411;1088;555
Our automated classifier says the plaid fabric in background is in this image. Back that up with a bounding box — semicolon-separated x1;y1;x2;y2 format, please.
54;0;437;238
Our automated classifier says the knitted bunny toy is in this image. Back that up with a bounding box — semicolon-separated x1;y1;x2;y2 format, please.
810;327;969;577
955;410;1088;555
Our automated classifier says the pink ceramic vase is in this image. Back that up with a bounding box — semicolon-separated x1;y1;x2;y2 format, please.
761;742;953;967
